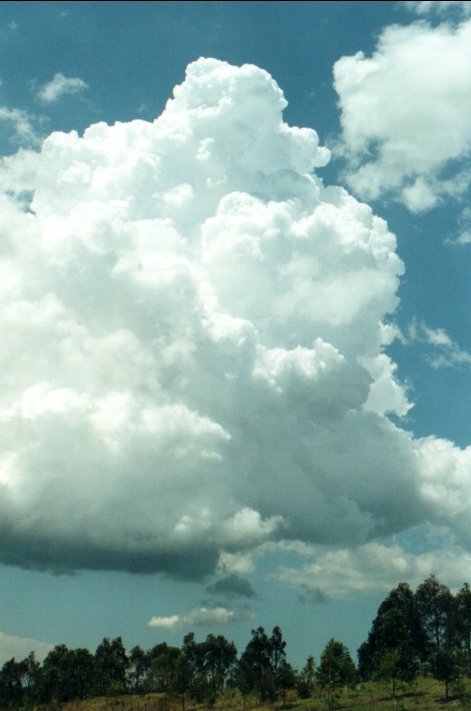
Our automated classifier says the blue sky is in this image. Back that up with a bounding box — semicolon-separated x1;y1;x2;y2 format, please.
1;0;471;670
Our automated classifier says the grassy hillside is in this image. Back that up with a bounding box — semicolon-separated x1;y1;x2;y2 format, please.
58;677;471;711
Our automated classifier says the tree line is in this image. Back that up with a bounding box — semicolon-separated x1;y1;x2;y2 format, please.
2;574;471;709
359;574;471;700
0;625;352;710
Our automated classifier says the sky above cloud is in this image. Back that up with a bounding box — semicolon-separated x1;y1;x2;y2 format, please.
0;1;470;669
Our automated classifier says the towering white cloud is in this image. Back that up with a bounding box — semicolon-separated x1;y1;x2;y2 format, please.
334;18;471;211
0;58;469;580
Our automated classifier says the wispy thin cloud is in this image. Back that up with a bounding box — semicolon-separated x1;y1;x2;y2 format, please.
0;106;38;146
403;1;471;17
409;319;471;368
446;206;471;245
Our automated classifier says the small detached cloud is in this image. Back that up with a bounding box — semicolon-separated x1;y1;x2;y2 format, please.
37;72;88;103
334;17;471;212
148;606;253;631
206;574;257;600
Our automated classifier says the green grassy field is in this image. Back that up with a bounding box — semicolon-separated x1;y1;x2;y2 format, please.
57;678;471;711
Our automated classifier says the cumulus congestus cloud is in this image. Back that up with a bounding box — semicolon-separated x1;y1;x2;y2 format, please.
0;57;469;579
